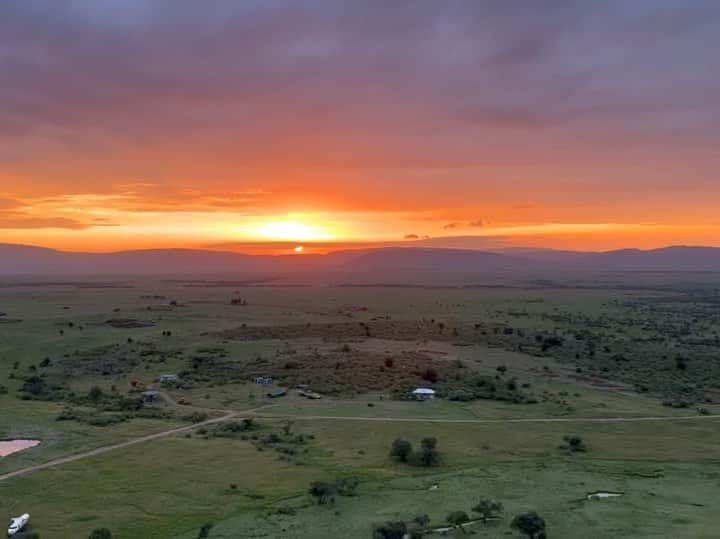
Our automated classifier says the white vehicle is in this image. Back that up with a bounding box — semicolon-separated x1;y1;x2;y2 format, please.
7;514;29;537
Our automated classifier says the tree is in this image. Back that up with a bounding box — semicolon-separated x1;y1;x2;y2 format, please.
308;481;337;505
511;512;547;539
197;522;214;539
560;435;587;453
413;514;431;528
472;497;503;523
414;437;440;467
372;521;408;539
446;511;470;534
88;529;112;539
421;436;437;449
389;438;413;462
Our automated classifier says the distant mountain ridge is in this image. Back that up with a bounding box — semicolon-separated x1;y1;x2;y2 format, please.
516;246;720;270
1;243;720;275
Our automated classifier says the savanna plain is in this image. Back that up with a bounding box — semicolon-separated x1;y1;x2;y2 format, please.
1;272;720;538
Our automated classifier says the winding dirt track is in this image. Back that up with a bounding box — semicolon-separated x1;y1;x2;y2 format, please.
0;412;237;483
252;413;720;424
2;404;719;483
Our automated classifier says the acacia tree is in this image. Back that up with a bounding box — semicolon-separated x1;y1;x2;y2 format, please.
446;511;470;534
389;438;413;462
372;521;408;539
511;512;547;539
414;437;440;466
472;497;503;523
308;481;337;505
560;435;587;453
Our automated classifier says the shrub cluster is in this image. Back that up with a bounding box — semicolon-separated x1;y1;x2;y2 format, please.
389;437;440;467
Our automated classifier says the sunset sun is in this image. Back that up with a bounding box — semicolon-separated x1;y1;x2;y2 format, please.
255;220;332;241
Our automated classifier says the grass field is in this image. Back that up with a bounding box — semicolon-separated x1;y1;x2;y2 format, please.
2;275;720;538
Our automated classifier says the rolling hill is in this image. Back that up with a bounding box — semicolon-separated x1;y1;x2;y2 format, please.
1;243;720;276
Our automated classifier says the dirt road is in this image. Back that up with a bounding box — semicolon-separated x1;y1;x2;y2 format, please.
0;412;240;483
2;409;718;483
252;413;720;424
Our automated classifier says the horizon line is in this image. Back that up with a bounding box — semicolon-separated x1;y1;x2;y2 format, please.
1;241;715;257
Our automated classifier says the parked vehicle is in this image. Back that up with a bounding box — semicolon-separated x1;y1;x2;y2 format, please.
7;513;30;536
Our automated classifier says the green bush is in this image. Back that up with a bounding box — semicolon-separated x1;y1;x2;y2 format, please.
372;521;407;539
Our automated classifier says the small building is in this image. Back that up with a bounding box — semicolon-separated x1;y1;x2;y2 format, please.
141;390;161;403
159;374;179;385
253;376;273;385
411;388;436;401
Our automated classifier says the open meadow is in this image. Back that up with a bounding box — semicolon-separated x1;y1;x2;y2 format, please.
2;272;720;538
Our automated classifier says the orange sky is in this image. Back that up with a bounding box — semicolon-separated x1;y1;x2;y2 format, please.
1;2;719;254
2;181;718;254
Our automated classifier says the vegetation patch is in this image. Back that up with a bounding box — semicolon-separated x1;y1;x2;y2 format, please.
105;318;155;329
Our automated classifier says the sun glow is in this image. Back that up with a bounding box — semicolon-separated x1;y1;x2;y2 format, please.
255;220;332;241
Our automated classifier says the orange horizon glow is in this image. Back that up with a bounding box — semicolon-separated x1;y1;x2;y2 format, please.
2;183;720;254
2;191;719;256
1;188;720;254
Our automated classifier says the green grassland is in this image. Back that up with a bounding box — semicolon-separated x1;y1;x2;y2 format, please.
1;274;720;538
4;418;720;538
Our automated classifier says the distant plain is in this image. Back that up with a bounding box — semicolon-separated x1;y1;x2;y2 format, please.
1;270;720;538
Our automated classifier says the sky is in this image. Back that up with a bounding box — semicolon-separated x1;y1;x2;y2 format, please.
1;0;719;254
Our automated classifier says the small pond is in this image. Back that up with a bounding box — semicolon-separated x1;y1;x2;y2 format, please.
0;440;40;457
587;491;624;500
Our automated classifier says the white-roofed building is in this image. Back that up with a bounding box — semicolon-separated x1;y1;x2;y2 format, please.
411;387;436;401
